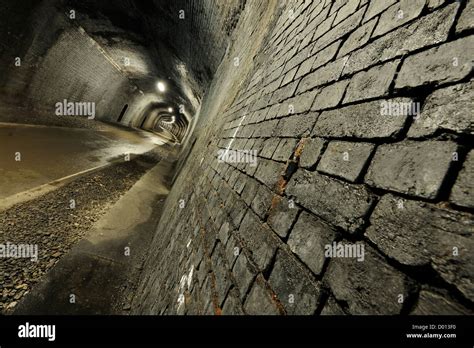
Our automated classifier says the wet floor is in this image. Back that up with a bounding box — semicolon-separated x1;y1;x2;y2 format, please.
0;122;168;199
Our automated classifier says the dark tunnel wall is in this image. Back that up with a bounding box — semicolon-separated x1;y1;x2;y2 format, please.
142;0;246;97
0;1;138;122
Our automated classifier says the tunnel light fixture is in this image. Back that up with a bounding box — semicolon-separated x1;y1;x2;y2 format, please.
157;81;166;92
162;116;175;124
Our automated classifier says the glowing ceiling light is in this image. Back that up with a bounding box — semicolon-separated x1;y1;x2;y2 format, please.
157;81;166;92
168;107;173;113
162;116;175;124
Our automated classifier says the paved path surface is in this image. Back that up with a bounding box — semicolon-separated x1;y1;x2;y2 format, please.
0;122;167;199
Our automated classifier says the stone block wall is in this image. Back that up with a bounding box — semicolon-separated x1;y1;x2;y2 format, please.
134;0;473;315
0;1;137;122
26;25;136;123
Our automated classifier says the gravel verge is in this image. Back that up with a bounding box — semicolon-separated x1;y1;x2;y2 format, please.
0;157;158;313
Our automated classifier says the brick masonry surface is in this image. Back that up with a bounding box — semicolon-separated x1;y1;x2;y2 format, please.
0;2;137;122
133;0;474;315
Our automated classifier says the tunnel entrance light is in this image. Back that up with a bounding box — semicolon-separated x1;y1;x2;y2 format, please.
157;81;166;92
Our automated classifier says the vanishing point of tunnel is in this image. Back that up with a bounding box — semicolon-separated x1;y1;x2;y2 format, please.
0;0;473;319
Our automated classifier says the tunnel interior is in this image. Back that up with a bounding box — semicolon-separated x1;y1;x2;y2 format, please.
0;0;473;320
1;0;242;144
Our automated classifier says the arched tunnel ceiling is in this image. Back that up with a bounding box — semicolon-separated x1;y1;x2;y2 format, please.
59;0;246;119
